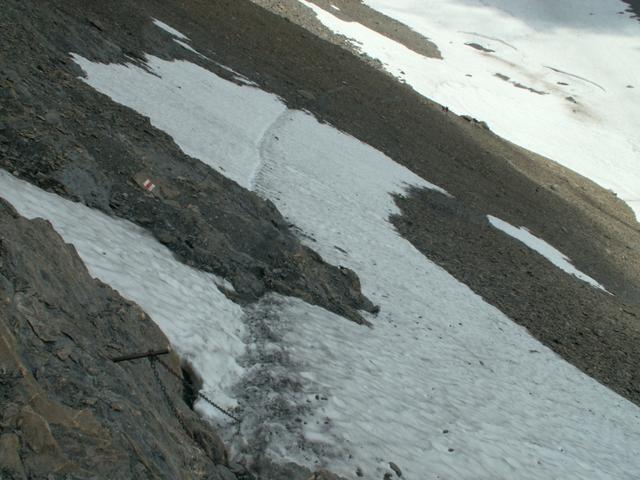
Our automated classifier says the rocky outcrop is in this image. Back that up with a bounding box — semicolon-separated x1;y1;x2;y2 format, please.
0;198;234;479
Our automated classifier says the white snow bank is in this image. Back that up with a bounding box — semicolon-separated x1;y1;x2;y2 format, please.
174;39;209;59
152;18;189;40
488;215;608;291
0;169;245;420
72;53;640;479
300;0;640;220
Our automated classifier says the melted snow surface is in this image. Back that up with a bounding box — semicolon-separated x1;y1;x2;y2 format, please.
488;215;608;291
0;169;245;421
299;0;640;220
71;51;640;480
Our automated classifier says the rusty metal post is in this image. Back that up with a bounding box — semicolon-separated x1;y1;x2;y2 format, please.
110;347;172;363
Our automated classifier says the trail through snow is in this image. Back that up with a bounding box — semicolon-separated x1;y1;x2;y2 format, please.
62;50;640;480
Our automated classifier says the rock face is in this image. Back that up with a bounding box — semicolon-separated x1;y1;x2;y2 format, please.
0;198;350;479
0;198;233;479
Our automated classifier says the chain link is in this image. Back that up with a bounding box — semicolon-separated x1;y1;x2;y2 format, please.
152;356;240;423
149;357;192;435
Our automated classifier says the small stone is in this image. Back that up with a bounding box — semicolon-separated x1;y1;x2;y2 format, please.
356;467;363;477
297;89;316;101
88;18;104;31
55;344;73;361
389;462;402;477
44;111;61;125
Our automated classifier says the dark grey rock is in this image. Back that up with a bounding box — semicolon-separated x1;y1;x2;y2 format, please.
389;462;402;477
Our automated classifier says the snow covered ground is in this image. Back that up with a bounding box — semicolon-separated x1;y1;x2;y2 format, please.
487;215;608;291
63;38;640;479
300;0;640;220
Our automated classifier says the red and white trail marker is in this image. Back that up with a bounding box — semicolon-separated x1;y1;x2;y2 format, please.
142;179;156;192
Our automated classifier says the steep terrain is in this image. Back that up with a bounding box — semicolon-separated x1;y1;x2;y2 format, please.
0;198;231;479
1;0;639;478
0;0;375;325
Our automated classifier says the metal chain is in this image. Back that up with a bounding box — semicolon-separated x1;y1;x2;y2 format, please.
154;357;241;423
149;357;192;435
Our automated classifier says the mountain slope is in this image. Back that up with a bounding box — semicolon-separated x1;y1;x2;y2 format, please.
1;0;639;479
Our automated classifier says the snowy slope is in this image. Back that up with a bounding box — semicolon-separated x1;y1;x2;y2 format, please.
300;0;640;220
65;40;640;480
0;169;245;421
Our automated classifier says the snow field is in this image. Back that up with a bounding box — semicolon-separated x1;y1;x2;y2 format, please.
300;0;640;219
70;47;640;480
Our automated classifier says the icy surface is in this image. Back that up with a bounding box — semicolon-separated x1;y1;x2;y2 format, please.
0;169;245;421
488;215;607;291
71;53;640;479
299;0;640;219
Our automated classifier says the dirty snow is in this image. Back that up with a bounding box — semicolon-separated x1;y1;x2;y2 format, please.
488;215;608;291
71;50;640;480
299;0;640;220
0;169;245;421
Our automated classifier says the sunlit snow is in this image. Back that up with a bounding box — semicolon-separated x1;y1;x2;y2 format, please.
69;49;640;480
299;0;640;220
488;215;608;291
